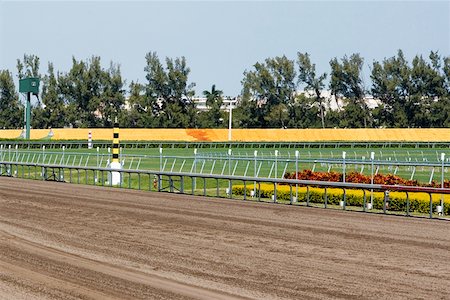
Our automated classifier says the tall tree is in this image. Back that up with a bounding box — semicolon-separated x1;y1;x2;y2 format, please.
371;50;410;127
241;56;296;127
32;63;66;128
330;54;370;127
144;52;196;128
297;52;327;128
58;56;125;127
123;81;149;127
17;54;40;79
0;70;23;129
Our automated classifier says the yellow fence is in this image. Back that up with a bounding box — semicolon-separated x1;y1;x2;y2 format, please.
0;128;449;142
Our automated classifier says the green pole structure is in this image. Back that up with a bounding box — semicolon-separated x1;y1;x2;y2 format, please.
19;77;40;140
26;92;31;139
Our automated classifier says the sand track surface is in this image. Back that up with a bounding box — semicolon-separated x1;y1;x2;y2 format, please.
1;177;450;299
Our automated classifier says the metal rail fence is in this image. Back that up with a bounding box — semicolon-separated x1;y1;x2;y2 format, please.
0;146;448;184
1;140;450;150
1;161;449;220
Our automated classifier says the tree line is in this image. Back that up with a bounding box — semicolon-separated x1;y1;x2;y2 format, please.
0;50;449;130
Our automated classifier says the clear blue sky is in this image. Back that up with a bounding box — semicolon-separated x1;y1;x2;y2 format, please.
1;1;449;97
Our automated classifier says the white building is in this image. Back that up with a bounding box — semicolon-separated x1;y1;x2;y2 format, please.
192;97;237;111
300;90;380;110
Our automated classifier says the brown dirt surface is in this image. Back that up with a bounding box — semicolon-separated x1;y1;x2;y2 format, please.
1;177;450;299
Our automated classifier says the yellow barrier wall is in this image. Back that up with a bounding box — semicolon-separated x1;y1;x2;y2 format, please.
0;128;449;142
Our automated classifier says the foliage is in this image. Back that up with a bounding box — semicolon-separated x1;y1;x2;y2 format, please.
57;56;126;128
297;52;327;128
329;53;371;128
283;169;450;188
1;50;449;130
241;56;296;127
144;52;196;128
198;84;225;128
0;70;23;129
232;184;450;215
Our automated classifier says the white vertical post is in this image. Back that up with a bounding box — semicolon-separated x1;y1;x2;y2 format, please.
274;150;279;200
194;148;198;192
159;147;163;172
228;101;233;141
160;147;163;189
96;147;99;167
42;145;45;164
370;151;375;209
228;149;232;195
441;153;446;215
254;150;258;197
15;145;18;162
62;146;65;164
8;145;11;162
88;131;93;149
342;151;346;183
295;150;299;201
274;150;279;179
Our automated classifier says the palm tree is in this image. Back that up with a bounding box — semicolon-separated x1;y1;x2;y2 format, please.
202;85;224;127
203;84;223;108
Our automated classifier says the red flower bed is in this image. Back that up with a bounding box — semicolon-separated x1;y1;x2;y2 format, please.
284;170;449;188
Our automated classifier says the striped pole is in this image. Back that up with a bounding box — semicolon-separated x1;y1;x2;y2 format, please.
88;131;93;149
112;121;120;164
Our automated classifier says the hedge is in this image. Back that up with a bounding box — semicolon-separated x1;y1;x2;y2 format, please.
232;184;450;215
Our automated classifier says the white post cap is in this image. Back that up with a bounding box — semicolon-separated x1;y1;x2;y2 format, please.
254;150;258;157
342;151;346;159
370;151;375;160
228;149;232;155
275;150;279;156
159;147;163;154
441;153;446;161
295;150;299;157
194;148;197;155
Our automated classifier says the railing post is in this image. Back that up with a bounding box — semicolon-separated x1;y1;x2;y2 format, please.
342;188;346;210
202;177;206;196
383;190;389;214
254;150;257;198
342;151;346;183
429;193;433;219
370;151;375;210
244;181;247;201
180;176;184;194
228;149;232;197
216;178;219;197
138;173;141;190
128;173;131;189
273;182;277;203
289;184;293;205
295;150;299;202
258;182;261;202
306;186;310;207
363;190;366;212
406;191;410;217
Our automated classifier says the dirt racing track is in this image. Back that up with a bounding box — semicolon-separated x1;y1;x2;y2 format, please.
1;177;450;299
